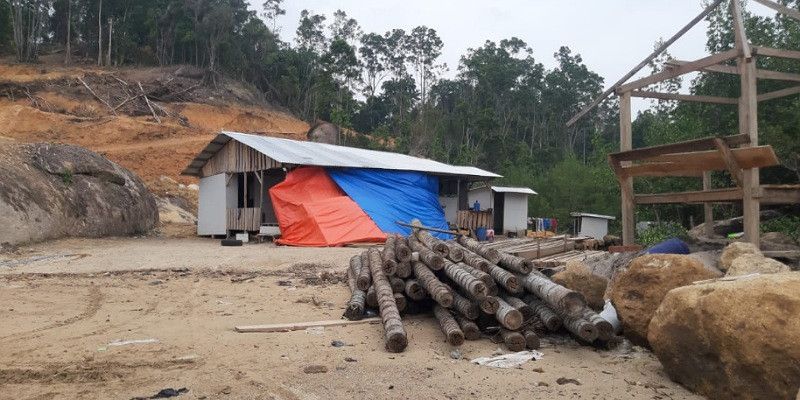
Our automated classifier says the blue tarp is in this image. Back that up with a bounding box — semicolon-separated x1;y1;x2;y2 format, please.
327;168;452;239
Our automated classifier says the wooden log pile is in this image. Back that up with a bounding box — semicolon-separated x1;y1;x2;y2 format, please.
343;230;619;353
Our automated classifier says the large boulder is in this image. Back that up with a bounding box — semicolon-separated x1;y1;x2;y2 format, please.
0;143;158;245
720;242;762;271
551;260;608;311
607;254;721;346
648;273;800;400
727;254;791;276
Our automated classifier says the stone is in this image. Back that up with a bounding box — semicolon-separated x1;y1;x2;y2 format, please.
726;254;791;276
607;254;720;346
648;273;800;400
720;242;761;272
0;143;158;245
303;365;328;374
552;261;608;311
761;232;800;252
687;250;724;275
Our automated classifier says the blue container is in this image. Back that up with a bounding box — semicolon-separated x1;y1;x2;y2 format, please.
475;227;487;241
646;238;690;255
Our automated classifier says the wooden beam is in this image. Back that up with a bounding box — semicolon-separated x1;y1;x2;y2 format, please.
619;91;635;246
618;49;740;93
713;138;744;187
751;0;800;22
668;59;800;82
739;56;760;247
609;134;750;163
753;46;800;60
235;317;382;333
640;146;779;171
635;188;744;205
631;90;738;104
757;85;800;102
566;0;726;126
730;0;752;59
761;185;800;205
703;172;714;237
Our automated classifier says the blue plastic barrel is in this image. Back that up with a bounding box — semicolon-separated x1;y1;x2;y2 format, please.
646;238;690;255
475;227;487;241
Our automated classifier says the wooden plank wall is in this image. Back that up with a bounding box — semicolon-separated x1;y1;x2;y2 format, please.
457;210;493;230
226;207;262;231
202;140;280;177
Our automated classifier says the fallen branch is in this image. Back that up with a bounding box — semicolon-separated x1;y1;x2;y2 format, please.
138;81;160;123
78;77;117;115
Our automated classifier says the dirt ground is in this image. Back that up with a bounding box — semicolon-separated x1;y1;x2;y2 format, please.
0;62;310;187
0;237;702;400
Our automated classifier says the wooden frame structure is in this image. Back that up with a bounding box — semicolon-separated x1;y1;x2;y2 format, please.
569;0;800;246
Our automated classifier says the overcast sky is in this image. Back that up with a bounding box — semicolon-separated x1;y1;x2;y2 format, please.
250;1;776;113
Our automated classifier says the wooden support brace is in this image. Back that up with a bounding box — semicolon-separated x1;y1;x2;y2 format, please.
712;138;743;187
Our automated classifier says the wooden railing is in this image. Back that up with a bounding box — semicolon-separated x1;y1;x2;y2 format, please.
226;207;261;231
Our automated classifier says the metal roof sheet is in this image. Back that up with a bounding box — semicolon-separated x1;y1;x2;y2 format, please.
490;186;538;195
570;212;617;220
182;131;502;179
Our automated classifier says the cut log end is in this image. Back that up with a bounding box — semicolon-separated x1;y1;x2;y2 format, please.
385;330;408;353
523;330;540;349
501;329;526;352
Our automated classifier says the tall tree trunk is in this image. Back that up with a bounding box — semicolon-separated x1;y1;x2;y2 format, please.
106;17;112;66
97;0;102;66
65;0;71;65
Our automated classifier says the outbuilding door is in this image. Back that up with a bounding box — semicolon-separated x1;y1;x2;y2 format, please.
493;192;504;233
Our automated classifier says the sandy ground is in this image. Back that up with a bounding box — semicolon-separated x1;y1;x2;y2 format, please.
0;237;702;400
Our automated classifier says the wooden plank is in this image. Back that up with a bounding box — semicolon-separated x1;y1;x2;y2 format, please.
619;91;635;246
619;163;705;178
610;134;750;163
618;49;739;93
757;85;800;102
638;146;779;170
761;185;800;205
751;0;800;22
235;317;382;333
565;0;725;127
730;0;752;59
713;138;744;186
635;188;744;205
631;90;738;104
753;46;800;60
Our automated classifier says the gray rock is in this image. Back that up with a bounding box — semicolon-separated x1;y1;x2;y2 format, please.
0;143;158;245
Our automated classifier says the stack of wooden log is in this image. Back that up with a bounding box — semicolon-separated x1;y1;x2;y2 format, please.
344;222;618;353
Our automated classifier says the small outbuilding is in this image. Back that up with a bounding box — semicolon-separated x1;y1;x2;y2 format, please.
571;212;616;239
466;186;537;235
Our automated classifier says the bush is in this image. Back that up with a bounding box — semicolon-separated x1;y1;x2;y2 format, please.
637;222;688;246
761;215;800;242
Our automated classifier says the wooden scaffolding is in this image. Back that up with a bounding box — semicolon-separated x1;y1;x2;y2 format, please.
568;0;800;247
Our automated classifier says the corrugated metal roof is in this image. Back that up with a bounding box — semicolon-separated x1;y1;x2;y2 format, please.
469;185;538;195
182;131;502;179
491;186;538;195
570;212;616;220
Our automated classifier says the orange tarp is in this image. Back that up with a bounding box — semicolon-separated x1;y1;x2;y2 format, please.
269;167;386;247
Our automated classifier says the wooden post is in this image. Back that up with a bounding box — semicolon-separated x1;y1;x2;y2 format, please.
739;57;760;247
619;91;635;245
703;171;714;237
